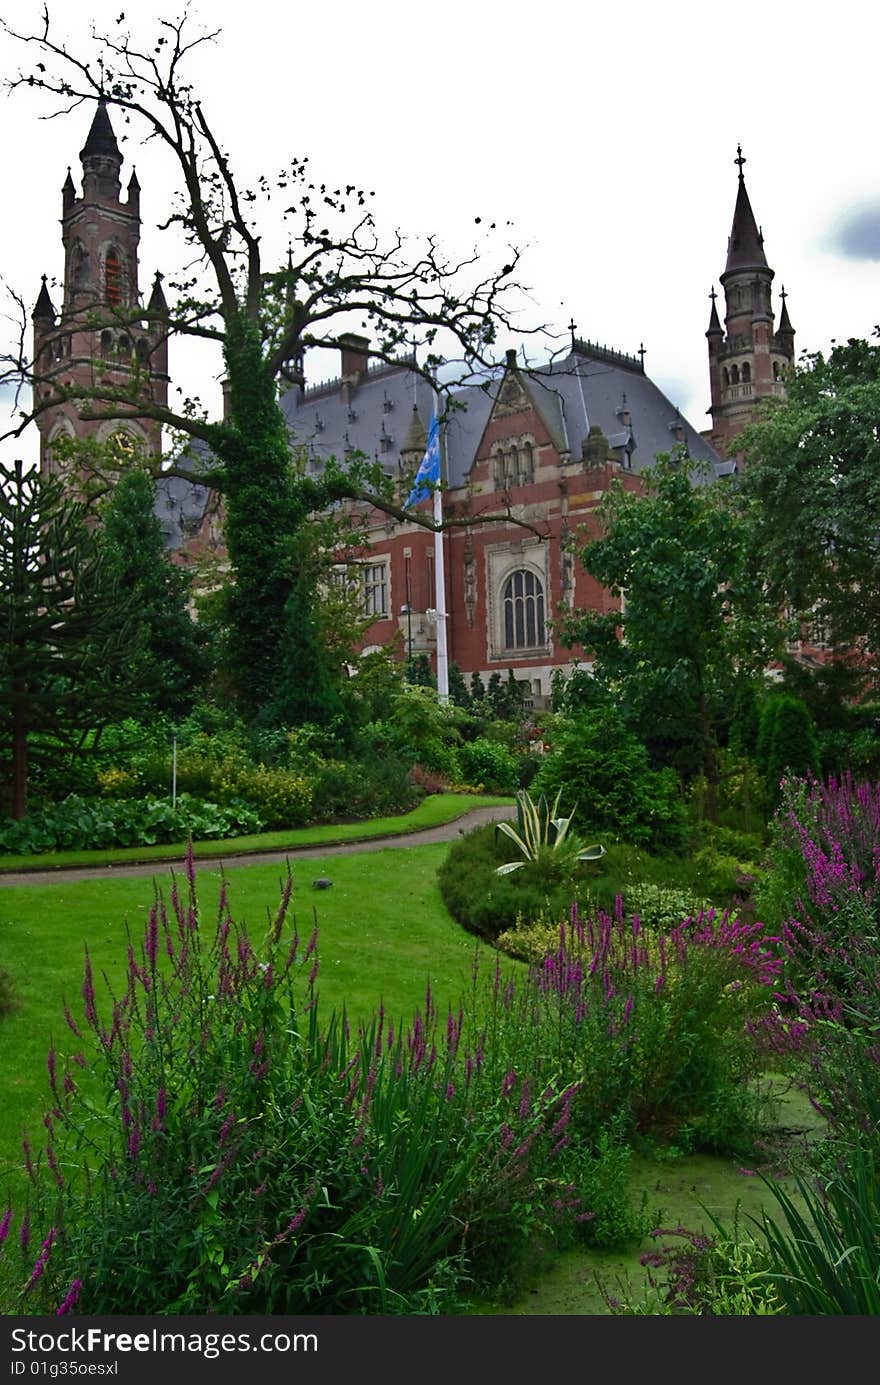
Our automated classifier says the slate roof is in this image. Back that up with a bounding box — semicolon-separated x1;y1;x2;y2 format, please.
80;100;122;164
724;173;768;274
279;342;723;488
153;438;213;550
154;342;724;546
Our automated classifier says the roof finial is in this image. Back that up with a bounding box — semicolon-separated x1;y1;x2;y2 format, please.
710;286;717;304
638;342;646;370
568;316;577;348
735;144;746;180
780;284;787;302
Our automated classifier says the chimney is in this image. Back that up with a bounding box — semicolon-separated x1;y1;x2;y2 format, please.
339;332;369;381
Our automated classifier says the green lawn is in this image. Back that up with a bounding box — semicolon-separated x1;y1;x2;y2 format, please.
0;792;512;874
0;840;499;1205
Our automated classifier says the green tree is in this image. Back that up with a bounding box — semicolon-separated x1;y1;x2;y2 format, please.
0;459;135;817
95;468;210;716
738;335;880;685
5;12;530;727
448;662;472;709
559;452;782;820
756;694;820;805
532;704;687;853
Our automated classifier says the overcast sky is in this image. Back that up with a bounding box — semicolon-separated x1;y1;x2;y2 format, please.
2;0;879;466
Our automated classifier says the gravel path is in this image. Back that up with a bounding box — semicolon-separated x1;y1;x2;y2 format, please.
0;803;514;888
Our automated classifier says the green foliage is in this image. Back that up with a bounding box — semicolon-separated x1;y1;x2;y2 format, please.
0;793;262;853
739;335;880;685
375;684;463;781
558;453;782;806
0;458;140;818
95;467;210;716
610;1219;782;1315
469;671;486;704
447;662;471;708
438;823;595;940
756;694;819;805
532;705;688;853
458;738;520;794
495;789;604;885
758;1143;880;1314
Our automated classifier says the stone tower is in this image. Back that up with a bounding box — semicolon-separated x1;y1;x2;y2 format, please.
31;99;169;474
706;147;795;456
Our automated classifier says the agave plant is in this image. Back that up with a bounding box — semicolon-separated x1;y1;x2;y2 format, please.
495;789;604;876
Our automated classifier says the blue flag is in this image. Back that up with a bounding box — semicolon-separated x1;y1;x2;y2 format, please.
406;412;441;508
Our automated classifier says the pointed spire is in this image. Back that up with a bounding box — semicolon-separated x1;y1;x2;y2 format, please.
147;271;167;313
32;274;57;323
62;167;76;198
127;167;140;193
706;286;723;336
401;404;428;457
725;146;767;272
777;285;794;335
80;98;122;165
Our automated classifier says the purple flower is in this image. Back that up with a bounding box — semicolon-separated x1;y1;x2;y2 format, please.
82;950;97;1029
0;1203;11;1247
24;1228;57;1294
56;1278;83;1316
63;1004;82;1040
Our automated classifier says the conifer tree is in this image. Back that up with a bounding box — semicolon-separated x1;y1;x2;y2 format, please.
96;469;210;717
0;459;135;817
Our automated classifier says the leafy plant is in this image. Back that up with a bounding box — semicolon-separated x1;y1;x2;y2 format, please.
495;790;604;879
758;1142;880;1314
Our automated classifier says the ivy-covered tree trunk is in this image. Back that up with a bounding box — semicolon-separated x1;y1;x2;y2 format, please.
220;316;350;728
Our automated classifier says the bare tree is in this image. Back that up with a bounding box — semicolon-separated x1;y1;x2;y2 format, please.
2;7;543;723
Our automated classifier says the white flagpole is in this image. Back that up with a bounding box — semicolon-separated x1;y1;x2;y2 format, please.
432;389;449;704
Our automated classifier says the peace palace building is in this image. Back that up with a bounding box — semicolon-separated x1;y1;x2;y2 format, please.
32;107;797;705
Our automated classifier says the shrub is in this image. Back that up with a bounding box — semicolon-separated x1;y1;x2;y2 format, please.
609;1220;782;1315
755;772;880;997
494;904;782;1154
438;823;599;941
0;793;262;854
532;706;687;853
310;755;416;820
458;738;519;794
756;695;820;806
231;765;312;829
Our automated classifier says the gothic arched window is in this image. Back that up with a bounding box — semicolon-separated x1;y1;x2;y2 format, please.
502;569;546;650
69;242;88;295
741;362;751;384
730;365;740;385
722;367;730;388
101;330;114;359
105;247;123;307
